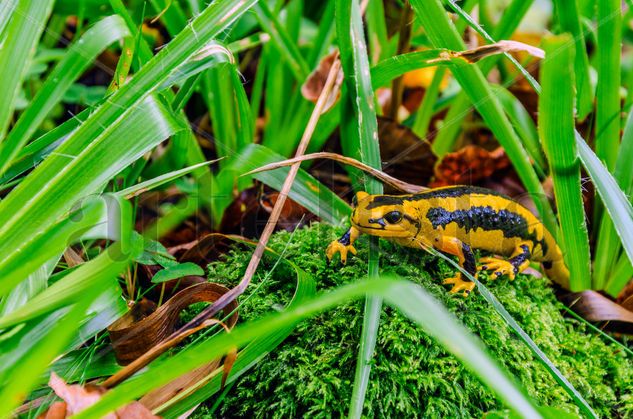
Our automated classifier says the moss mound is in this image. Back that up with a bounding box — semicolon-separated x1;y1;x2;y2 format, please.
203;224;632;418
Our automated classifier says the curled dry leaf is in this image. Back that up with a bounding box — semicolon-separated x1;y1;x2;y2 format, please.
108;282;238;366
301;50;343;113
42;372;158;419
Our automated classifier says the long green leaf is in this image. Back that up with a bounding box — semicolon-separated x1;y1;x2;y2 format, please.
254;2;309;82
115;160;218;199
492;85;546;176
604;110;633;293
577;135;633;288
0;107;89;186
552;0;593;119
539;35;591;291
336;0;384;416
0;96;181;295
0;0;54;140
595;0;621;170
0;232;141;417
0;0;259;240
0;300;94;416
75;277;541;419
0;196;123;297
0;15;130;176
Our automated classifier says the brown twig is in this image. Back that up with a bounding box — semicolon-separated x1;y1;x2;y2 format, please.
243;152;427;194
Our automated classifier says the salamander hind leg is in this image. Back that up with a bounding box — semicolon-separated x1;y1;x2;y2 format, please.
434;236;477;298
478;242;532;281
326;227;360;264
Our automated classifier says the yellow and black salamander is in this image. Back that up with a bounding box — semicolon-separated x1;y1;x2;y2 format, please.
326;186;569;297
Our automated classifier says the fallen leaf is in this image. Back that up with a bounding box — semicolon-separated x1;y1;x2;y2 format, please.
108;283;238;366
561;290;633;334
301;50;343;113
43;373;158;418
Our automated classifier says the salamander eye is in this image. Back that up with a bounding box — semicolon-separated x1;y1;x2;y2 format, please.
384;211;403;224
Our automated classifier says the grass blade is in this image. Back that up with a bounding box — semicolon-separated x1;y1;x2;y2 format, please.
539;35;591;291
0;0;54;140
411;67;447;140
595;0;621;170
493;85;546;176
116;160;219;199
595;83;633;290
0;300;95;416
336;0;384;415
254;2;309;82
577;135;633;293
552;0;593;120
431;0;534;158
0;15;130;176
0;96;181;295
74;277;541;419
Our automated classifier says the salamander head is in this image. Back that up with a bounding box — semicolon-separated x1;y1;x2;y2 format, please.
350;191;416;238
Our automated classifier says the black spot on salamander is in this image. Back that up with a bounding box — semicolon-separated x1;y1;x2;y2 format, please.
542;261;553;269
365;196;404;209
426;206;548;256
510;244;531;273
462;243;476;275
338;229;353;245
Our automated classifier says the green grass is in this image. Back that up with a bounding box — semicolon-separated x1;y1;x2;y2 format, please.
335;0;384;414
539;35;591;291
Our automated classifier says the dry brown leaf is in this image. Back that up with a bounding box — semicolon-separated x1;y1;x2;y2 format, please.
301;50;343;113
43;373;158;418
107;283;238;366
221;346;238;390
561;291;633;334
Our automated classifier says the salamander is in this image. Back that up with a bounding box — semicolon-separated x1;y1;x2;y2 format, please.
326;185;570;297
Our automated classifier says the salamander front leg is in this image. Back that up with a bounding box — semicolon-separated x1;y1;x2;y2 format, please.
434;236;477;297
326;226;360;264
479;242;532;280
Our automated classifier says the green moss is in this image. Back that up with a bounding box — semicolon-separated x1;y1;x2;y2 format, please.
200;224;633;418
